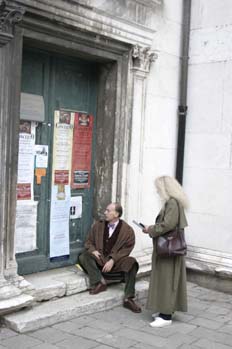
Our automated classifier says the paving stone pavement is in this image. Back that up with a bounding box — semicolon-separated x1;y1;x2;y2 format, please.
1;281;232;349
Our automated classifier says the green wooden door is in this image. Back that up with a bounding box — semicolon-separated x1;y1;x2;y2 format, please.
16;48;97;275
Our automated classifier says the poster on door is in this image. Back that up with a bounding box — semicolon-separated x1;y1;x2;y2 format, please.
49;110;93;258
50;184;71;258
71;112;93;189
15;201;38;253
16;121;36;200
52;110;74;185
70;196;82;219
49;110;74;259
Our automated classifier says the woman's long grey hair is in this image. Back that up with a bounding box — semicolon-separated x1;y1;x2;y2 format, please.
155;175;189;209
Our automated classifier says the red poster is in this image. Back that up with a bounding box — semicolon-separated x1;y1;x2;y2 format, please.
71;113;93;189
54;170;69;185
16;183;31;200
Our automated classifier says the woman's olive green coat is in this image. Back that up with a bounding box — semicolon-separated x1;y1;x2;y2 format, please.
147;197;188;314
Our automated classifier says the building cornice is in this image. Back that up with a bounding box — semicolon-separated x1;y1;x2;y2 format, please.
13;0;156;47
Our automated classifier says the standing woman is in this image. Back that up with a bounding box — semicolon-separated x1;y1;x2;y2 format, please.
143;176;188;328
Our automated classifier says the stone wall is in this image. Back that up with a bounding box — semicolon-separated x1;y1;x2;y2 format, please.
129;0;232;283
2;0;231;299
129;1;184;254
183;0;232;277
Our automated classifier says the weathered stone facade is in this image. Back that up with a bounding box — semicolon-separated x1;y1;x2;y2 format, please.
0;0;34;314
0;0;159;315
1;0;232;320
184;0;232;287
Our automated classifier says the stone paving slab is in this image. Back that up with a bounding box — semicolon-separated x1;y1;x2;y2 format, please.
0;333;42;349
1;281;232;348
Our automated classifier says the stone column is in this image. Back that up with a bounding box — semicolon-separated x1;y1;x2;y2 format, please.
125;45;158;245
0;0;33;315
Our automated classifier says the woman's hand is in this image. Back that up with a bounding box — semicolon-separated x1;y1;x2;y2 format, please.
142;225;149;234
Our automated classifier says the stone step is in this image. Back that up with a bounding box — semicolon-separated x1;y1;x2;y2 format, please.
0;294;33;315
22;252;151;302
0;281;34;316
23;265;89;301
2;280;149;333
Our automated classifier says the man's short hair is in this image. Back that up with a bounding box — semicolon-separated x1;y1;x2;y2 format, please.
114;202;123;217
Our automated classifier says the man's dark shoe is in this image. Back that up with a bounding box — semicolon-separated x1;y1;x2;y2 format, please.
89;282;107;295
123;298;141;313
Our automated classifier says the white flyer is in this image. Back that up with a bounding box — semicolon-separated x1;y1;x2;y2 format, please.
70;196;82;219
35;145;48;168
49;185;71;258
15;201;38;253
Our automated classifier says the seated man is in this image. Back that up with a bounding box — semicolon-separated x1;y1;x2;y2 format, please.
79;202;141;313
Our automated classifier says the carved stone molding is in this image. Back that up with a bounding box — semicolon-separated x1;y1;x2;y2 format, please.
132;44;158;73
0;0;24;33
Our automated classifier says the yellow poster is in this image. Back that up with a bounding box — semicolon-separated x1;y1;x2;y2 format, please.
52;110;74;185
50;110;74;259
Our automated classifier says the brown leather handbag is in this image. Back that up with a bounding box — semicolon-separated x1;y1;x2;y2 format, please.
156;201;187;257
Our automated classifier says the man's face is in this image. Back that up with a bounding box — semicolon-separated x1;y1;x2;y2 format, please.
104;203;119;222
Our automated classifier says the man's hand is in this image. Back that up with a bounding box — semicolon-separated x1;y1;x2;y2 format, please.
92;250;101;259
102;259;114;273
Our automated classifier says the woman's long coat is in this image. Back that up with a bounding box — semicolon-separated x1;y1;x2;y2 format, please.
147;197;188;314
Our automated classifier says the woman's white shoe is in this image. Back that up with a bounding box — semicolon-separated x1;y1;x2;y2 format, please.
150;317;172;328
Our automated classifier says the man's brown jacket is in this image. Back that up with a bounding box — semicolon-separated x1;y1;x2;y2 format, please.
84;220;137;272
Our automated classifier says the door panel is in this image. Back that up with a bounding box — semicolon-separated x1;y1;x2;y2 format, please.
17;49;97;274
